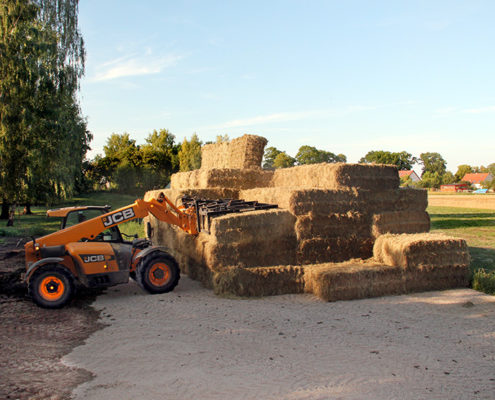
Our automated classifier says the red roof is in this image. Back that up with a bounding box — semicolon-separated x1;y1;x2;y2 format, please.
398;170;413;177
462;173;492;184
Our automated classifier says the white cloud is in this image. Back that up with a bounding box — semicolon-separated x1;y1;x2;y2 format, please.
207;106;377;129
92;53;182;82
463;106;495;114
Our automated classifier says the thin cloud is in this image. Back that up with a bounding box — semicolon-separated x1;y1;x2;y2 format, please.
208;106;377;129
463;106;495;114
92;53;182;82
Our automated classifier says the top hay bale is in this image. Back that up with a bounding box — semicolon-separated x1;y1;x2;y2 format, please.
201;134;267;170
271;163;400;190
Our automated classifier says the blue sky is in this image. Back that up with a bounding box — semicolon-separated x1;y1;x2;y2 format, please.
78;0;495;172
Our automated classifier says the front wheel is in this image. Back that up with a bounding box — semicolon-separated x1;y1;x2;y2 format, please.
136;253;180;294
28;265;74;308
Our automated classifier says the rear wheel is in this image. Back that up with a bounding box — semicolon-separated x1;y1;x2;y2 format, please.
136;253;180;294
28;265;74;308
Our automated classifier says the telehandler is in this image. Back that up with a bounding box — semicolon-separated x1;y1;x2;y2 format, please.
24;193;276;308
24;193;199;308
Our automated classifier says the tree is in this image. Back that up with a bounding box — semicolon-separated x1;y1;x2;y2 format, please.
454;164;473;182
487;163;495;177
359;150;416;170
179;134;202;171
419;152;447;176
262;147;282;169
273;152;296;168
0;0;89;220
295;146;346;165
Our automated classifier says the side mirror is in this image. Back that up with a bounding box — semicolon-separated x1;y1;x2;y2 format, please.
146;222;153;239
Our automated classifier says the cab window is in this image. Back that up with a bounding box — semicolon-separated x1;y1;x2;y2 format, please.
65;209;121;242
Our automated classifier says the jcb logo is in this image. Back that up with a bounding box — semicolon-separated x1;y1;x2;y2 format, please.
102;208;135;227
82;254;105;263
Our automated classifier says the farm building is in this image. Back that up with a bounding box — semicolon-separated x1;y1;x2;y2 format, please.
440;183;470;192
462;173;493;189
398;170;421;182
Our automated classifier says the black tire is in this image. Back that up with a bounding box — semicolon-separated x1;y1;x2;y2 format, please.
28;265;74;309
129;271;137;281
136;253;180;294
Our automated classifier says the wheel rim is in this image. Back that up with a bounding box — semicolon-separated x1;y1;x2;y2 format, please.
148;263;171;287
39;276;64;301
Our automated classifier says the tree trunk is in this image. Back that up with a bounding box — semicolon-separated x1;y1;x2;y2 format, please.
23;204;32;215
6;205;15;227
0;201;9;220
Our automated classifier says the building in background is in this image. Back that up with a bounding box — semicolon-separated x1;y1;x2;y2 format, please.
461;173;493;189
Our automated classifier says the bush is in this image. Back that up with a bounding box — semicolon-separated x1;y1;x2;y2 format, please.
472;269;495;295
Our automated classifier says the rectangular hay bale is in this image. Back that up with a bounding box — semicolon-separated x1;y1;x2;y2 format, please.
304;262;405;301
171;168;273;190
372;211;430;237
213;265;305;297
373;233;470;270
271;163;399;190
297;237;374;264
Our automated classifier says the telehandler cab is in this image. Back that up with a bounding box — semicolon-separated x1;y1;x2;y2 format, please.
24;193;199;308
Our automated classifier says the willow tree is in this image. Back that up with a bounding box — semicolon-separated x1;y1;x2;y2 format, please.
0;0;90;219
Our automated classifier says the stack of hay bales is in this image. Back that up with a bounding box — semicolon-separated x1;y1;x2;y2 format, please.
145;134;469;301
240;163;430;264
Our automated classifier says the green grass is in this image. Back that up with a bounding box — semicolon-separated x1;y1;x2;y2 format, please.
428;205;495;293
0;191;145;239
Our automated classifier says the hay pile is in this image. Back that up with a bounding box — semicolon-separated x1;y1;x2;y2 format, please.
145;133;469;302
200;134;267;170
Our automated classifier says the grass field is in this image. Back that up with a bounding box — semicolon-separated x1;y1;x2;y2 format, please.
428;205;495;293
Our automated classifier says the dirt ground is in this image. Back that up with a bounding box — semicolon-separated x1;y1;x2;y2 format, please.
0;238;103;400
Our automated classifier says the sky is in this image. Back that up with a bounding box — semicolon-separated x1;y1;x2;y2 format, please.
78;0;495;173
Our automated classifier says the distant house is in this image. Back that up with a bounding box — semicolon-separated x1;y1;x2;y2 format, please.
440;183;470;192
461;173;493;189
398;170;421;182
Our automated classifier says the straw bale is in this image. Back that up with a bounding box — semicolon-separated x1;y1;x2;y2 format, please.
210;209;296;243
297;237;374;264
403;264;469;292
360;188;427;213
201;134;267;170
201;142;230;169
212;265;305;297
372;211;430;237
304;261;404;301
294;212;370;240
373;233;470;270
171;168;273;190
271;163;399;190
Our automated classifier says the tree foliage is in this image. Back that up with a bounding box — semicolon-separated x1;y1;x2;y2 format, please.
179;133;202;172
359;150;416;170
419;152;447;176
91;130;180;194
454;164;473;182
262;147;282;169
0;0;90;215
295;145;346;165
273;152;296;168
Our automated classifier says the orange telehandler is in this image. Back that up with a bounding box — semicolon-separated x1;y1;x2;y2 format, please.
23;193;199;308
24;193;276;308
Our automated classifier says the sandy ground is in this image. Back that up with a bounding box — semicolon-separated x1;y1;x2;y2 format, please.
65;277;495;400
0;239;103;400
429;194;495;210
